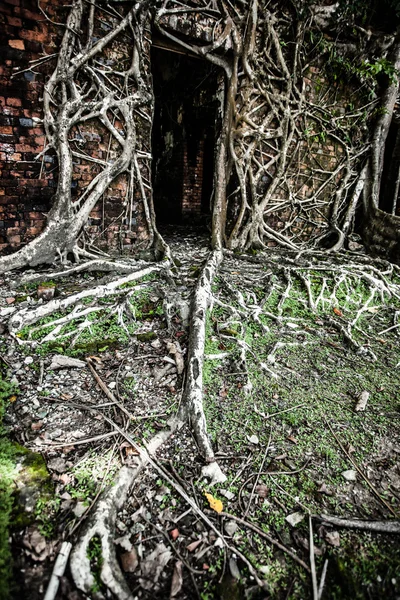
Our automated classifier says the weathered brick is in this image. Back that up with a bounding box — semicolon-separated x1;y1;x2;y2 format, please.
6;97;22;107
20;29;47;43
7;16;22;26
8;39;24;50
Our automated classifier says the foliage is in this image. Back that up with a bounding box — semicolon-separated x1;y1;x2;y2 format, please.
0;375;19;600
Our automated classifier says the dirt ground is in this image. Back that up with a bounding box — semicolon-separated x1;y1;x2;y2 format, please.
1;229;399;600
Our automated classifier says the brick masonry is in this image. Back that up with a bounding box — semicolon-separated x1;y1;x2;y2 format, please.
0;0;152;256
0;0;59;253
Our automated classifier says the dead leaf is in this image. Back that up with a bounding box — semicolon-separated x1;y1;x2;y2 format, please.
139;542;172;590
202;563;210;570
247;434;259;445
166;341;184;375
170;528;180;541
62;445;75;454
186;540;202;552
255;484;269;498
229;558;241;580
88;355;103;364
59;473;73;486
286;434;298;444
115;535;133;552
204;492;223;514
324;530;340;547
333;307;343;317
31;421;43;431
121;548;139;573
9;395;17;403
47;458;67;473
170;561;183;598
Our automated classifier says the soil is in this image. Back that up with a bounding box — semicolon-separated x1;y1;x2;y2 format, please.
0;229;399;600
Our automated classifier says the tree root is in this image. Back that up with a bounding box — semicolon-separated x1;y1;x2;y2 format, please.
5;264;166;334
182;249;224;464
70;416;183;599
70;465;142;600
12;258;150;288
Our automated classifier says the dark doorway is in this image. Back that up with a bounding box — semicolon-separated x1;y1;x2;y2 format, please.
151;45;221;226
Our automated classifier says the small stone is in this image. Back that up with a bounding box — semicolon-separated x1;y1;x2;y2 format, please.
201;462;227;486
73;502;87;518
47;457;67;473
285;512;305;527
348;241;364;252
48;429;63;440
6;297;15;304
224;520;238;536
219;489;235;501
50;355;86;370
247;434;259;445
342;469;357;481
24;356;34;365
108;381;116;390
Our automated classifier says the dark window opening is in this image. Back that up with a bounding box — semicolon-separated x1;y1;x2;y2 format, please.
151;45;221;227
379;118;400;216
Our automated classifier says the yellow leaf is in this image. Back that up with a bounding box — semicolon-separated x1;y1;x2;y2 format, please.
204;492;223;514
9;395;17;403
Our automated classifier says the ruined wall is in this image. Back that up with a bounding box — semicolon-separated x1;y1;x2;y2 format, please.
0;0;57;253
0;0;151;256
1;3;399;258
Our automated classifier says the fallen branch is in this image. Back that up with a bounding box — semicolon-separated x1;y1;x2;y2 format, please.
44;541;73;600
219;511;311;572
309;515;318;600
318;514;400;534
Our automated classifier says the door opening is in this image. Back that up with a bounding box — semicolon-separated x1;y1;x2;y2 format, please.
151;45;221;227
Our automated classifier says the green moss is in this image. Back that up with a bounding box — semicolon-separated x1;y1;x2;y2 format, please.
136;331;156;341
0;376;19;600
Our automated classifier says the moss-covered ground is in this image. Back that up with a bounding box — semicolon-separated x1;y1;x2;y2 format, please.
1;248;399;599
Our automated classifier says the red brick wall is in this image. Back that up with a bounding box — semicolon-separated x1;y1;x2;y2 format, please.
0;0;58;253
182;138;204;218
0;0;151;256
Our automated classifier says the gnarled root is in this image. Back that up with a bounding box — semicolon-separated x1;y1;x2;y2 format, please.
70;417;183;598
182;250;223;463
70;464;142;600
